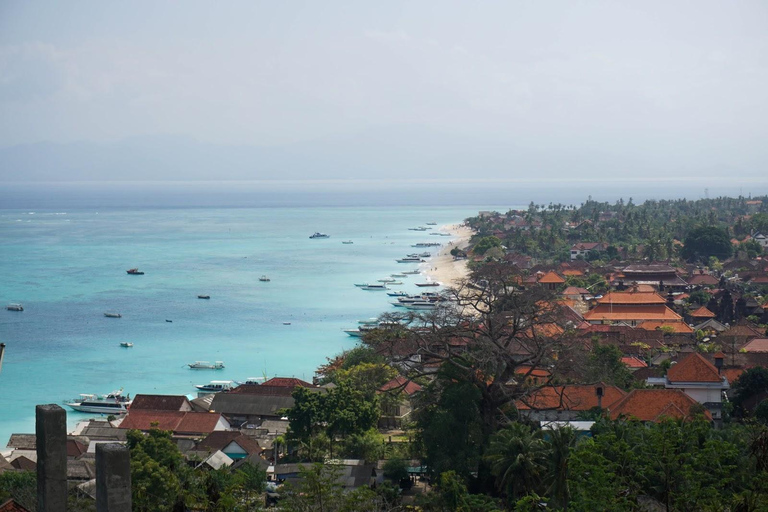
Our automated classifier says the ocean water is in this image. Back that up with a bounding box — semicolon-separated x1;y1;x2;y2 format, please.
0;205;481;443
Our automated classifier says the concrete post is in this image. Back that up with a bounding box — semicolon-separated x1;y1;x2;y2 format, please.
36;404;68;512
96;443;131;512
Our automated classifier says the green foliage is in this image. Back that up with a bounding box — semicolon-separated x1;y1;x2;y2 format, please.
333;362;397;398
416;471;502;512
682;225;733;262
417;380;485;481
688;289;712;305
485;423;547;500
341;345;385;370
755;399;768;425
474;236;502;256
732;366;768;415
286;381;379;458
339;428;385;462
383;458;409;484
279;463;389;512
586;344;634;389
0;470;36;511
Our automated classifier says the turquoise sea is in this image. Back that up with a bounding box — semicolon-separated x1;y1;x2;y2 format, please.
0;204;484;443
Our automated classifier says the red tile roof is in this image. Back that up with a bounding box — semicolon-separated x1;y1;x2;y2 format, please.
688;274;719;286
639;320;694;334
584;304;682;322
609;389;712;421
621;356;648;369
119;410;223;435
517;384;626;411
722;368;745;385
562;286;589;296
741;338;768;353
0;499;32;512
379;376;422;395
667;353;722;383
690;306;716;318
66;439;87;458
196;431;262;455
262;377;316;388
130;394;191;411
597;291;667;305
538;271;566;284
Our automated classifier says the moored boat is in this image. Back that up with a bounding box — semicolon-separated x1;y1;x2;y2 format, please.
126;268;144;275
119;342;133;348
6;303;23;312
195;380;235;392
360;284;388;291
401;270;420;275
65;389;131;414
198;295;211;299
342;240;354;244
396;257;425;263
387;291;408;297
416;282;441;287
259;275;271;282
104;312;122;318
309;232;330;239
188;361;225;369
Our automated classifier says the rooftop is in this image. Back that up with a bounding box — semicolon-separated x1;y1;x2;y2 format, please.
609;389;712;422
597;291;667;305
667;353;722;383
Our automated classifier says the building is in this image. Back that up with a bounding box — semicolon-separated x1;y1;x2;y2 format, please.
618;264;688;291
583;290;686;330
516;383;626;421
608;389;712;422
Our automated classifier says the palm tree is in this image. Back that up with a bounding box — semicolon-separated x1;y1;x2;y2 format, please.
485;422;547;501
546;425;578;510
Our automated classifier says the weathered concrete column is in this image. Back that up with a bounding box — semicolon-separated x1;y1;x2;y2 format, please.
36;404;67;512
96;443;131;512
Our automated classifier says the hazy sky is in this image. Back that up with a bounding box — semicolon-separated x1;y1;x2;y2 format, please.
1;1;767;181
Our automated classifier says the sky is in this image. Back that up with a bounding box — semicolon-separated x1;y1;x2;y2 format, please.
1;1;767;182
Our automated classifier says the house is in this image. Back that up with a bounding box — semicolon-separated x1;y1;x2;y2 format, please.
570;242;606;261
583;290;686;330
0;499;32;512
620;264;688;291
516;383;626;421
118;410;229;436
130;394;193;412
690;306;716;321
378;376;422;428
650;353;729;422
621;356;648;371
741;338;768;353
753;233;768;249
608;389;712;422
536;271;566;290
562;286;591;301
688;273;719;287
195;431;262;461
209;385;311;427
262;377;316;388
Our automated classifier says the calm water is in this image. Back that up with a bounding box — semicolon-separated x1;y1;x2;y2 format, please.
0;205;482;442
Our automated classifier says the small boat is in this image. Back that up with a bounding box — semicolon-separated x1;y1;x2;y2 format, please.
65;389;131;414
119;342;133;348
416;282;441;287
342;240;354;244
166;319;173;322
387;281;403;285
198;295;210;299
387;291;408;297
404;301;437;310
283;322;291;325
104;312;122;318
195;380;234;392
188;361;225;370
126;268;144;275
343;328;365;337
360;284;388;291
413;242;441;247
402;270;420;275
259;275;271;282
6;303;23;312
426;222;437;225
378;278;396;283
358;318;378;325
396;257;425;263
309;232;330;239
390;274;407;278
408;227;429;231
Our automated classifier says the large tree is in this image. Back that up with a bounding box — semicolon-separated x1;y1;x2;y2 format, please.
681;225;733;262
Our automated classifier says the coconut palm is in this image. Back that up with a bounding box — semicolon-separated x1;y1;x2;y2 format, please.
546;425;578;510
485;422;547;500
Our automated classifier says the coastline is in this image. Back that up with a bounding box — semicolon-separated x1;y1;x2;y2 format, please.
423;223;474;287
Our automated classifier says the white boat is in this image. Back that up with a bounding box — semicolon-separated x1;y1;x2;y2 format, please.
309;232;330;239
360;284;388;291
404;301;437;310
390;274;407;278
119;342;133;348
104;312;122;318
198;294;211;299
396;257;425;263
402;270;420;275
342;240;354;244
195;380;235;392
426;222;437;225
378;278;397;283
388;291;408;297
6;303;23;311
188;361;225;369
358;318;379;325
416;282;441;287
65;389;131;414
259;275;271;282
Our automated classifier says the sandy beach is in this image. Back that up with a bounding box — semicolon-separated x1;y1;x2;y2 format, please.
423;223;474;287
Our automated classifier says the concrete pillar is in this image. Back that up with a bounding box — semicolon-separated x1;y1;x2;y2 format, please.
36;404;67;512
96;443;131;512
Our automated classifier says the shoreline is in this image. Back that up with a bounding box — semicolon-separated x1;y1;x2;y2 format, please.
423;223;474;287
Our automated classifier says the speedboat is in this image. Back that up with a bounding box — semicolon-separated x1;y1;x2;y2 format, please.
195;380;234;392
65;389;131;414
259;275;271;282
126;268;144;275
119;342;133;348
309;232;330;239
6;303;23;312
188;361;225;369
104;312;122;318
198;295;211;299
